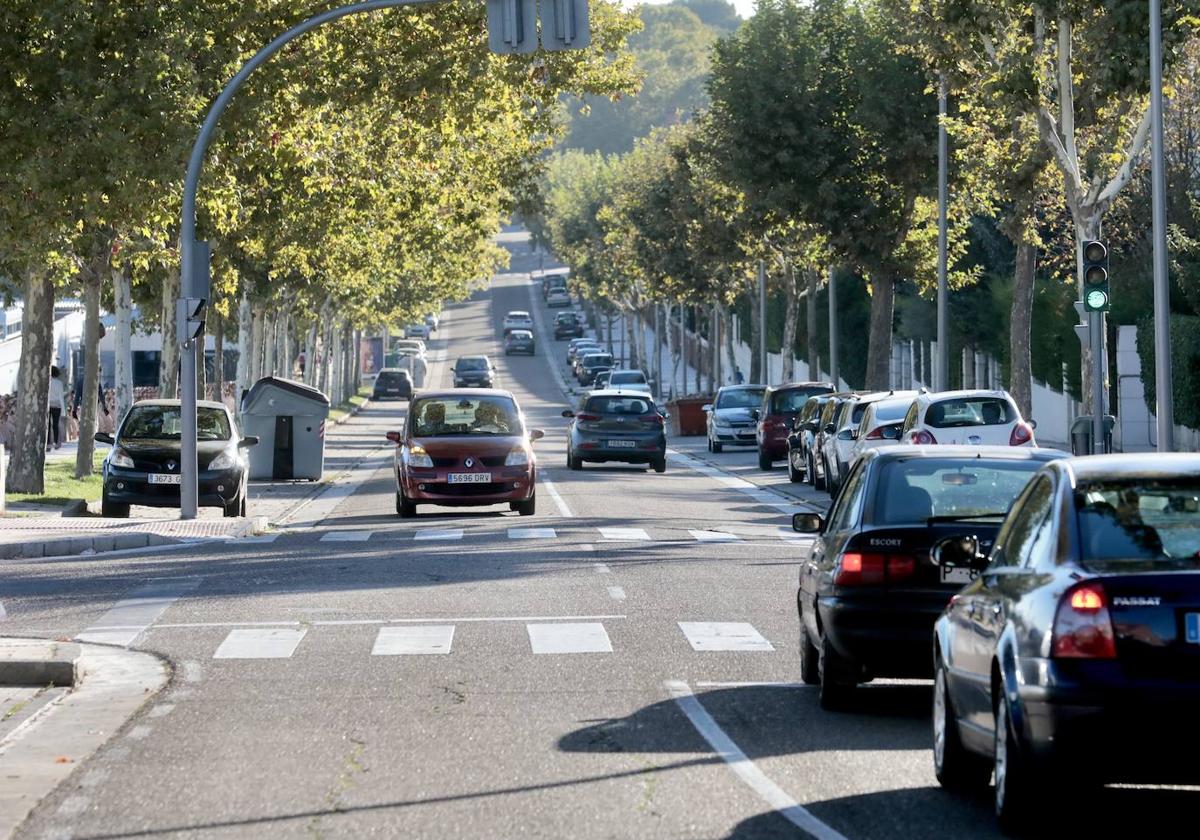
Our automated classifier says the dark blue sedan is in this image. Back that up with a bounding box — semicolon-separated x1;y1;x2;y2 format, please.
931;454;1200;831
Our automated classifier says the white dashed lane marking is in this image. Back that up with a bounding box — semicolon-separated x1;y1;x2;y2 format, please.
527;622;613;654
213;628;307;659
598;527;650;541
678;622;775;652
687;529;740;543
607;586;627;601
414;529;464;541
75;578;200;647
508;528;557;539
320;531;373;542
371;625;455;655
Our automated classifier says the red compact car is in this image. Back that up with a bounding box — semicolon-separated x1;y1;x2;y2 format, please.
387;389;543;517
755;382;834;470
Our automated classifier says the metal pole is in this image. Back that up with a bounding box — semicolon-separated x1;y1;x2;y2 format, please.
828;266;839;387
758;260;767;383
178;0;437;518
1150;0;1174;451
936;74;950;392
1091;310;1105;454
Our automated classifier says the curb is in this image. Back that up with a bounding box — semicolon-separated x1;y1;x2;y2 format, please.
0;641;80;688
0;515;269;563
0;639;169;840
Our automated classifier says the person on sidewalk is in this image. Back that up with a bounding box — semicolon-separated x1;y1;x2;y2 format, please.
47;366;66;450
71;364;110;422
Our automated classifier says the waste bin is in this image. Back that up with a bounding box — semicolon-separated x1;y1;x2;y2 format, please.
240;377;331;480
1070;414;1116;456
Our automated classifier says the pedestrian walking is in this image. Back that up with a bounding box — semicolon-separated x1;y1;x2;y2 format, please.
72;364;110;421
734;367;745;385
47;366;66;450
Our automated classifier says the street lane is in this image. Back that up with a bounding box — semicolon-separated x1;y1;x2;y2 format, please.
5;242;1198;839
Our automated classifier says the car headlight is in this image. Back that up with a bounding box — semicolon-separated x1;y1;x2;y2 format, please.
504;448;529;467
111;449;135;469
209;450;238;471
713;416;732;429
405;444;433;468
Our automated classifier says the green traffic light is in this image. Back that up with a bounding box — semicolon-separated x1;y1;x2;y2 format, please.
1085;288;1109;311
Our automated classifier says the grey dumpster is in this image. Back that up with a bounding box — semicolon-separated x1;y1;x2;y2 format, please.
1070;415;1116;456
240;377;330;480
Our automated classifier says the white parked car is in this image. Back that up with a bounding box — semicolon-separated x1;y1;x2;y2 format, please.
820;391;917;494
846;394;918;465
394;339;426;355
405;323;431;339
503;310;534;335
604;370;651;395
546;288;572;307
899;389;1036;447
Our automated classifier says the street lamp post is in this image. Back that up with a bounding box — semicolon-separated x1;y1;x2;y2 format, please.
1149;0;1174;451
936;74;950;392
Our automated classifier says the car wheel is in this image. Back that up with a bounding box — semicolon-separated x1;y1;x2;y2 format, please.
812;453;827;491
652;455;667;474
798;607;819;686
239;494;248;517
994;691;1035;832
712;438;723;453
513;493;536;516
818;635;855;711
758;448;772;471
396;489;417;518
568;449;582;471
787;455;803;483
223;496;242;518
933;659;991;791
101;493;129;519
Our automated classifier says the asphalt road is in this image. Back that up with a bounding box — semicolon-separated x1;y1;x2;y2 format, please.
2;236;1195;839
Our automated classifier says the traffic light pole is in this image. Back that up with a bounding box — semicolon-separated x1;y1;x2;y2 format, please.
177;0;440;518
1149;0;1174;451
1090;310;1105;454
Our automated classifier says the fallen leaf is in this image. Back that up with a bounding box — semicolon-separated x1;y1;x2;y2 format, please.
54;757;73;764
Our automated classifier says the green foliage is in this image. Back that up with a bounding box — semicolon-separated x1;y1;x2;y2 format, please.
1138;314;1200;429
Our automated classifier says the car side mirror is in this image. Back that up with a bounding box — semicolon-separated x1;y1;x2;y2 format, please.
94;432;115;445
792;512;824;534
838;429;856;441
750;409;761;421
701;404;713;412
386;431;402;444
823;423;836;435
1029;419;1038;430
932;535;988;571
529;429;545;442
238;436;260;448
561;410;575;418
659;410;669;420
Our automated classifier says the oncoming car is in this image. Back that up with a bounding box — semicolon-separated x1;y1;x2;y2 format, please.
704;385;767;452
97;400;258;519
387;390;543;517
453;356;495;388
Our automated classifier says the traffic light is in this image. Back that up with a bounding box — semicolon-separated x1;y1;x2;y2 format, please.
486;0;537;54
1082;240;1109;312
541;0;590;51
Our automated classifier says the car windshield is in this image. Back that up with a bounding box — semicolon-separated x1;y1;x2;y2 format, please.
610;372;646;385
585;395;654;415
507;312;530;320
456;358;488;371
410;397;519;437
717;388;766;409
556;314;577;323
871;458;1042;525
771;386;830;414
122;406;231;441
925;397;1014;428
1076;480;1200;569
508;331;532;339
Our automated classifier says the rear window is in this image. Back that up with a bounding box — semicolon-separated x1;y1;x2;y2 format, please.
585;396;654;415
610;372;646;385
376;371;409;385
1076;481;1200;569
771;386;831;414
556;313;578;323
874;400;913;422
583;354;613;366
870;458;1042;526
925;397;1014;428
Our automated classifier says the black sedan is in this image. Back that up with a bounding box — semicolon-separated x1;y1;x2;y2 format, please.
793;445;1065;710
453;355;495;388
96;400;257;518
504;329;535;356
576;352;614;386
372;368;413;400
931;454;1200;830
554;312;583;339
564;391;666;473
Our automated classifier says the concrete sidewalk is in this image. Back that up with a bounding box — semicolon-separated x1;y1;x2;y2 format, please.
0;516;264;560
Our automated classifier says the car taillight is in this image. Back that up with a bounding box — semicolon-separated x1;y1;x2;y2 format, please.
1052;582;1116;659
641;414;665;426
1009;421;1034;446
576;413;601;422
834;553;916;586
911;429;937;445
864;426;889;440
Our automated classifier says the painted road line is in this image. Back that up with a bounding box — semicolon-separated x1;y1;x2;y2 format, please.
235;535;278;545
541;476;573;518
779;526;816;545
0;600;6;621
371;625;455;655
527;622;613;654
508;528;557;540
213;628;307;659
150;615;627;628
688;529;740;543
695;681;809;689
414;529;464;541
678;622;775;652
319;530;373;542
598;527;650;541
75;578;201;647
593;563;612;574
665;680;849;840
607;586;627;601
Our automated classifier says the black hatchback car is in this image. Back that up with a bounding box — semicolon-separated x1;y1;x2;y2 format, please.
372;368;413;400
96;400;257;518
792;445;1065;710
931;454;1200;830
554;311;583;339
453;356;495;388
563;391;666;473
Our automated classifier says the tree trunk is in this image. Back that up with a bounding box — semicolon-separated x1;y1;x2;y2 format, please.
113;264;134;424
1009;240;1037;419
747;286;763;385
639;306;651;379
711;302;721;388
235;288;251;405
278;308;290;378
330;322;343;404
653;303;663;399
722;303;737;385
781;258;798;383
159;264;180;399
693;306;701;394
7;271;54;493
864;276;896;391
249;306;264;385
805;267;819;380
213;309;225;406
305;320;319;387
261;314;276;380
75;267;102;478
